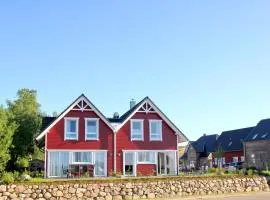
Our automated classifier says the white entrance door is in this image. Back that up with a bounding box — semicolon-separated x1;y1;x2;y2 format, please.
94;152;106;176
124;152;136;176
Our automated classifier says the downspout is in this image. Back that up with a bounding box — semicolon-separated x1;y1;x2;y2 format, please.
113;130;117;174
44;133;47;178
176;133;179;175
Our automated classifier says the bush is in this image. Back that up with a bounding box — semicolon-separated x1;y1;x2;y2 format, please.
16;157;29;172
247;169;254;176
13;171;22;181
30;171;44;178
1;172;15;184
208;168;217;173
237;169;244;175
215;168;225;176
21;173;31;181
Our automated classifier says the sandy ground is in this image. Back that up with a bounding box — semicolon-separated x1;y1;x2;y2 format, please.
162;192;270;200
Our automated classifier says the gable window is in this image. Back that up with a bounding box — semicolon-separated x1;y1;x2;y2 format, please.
85;118;99;140
64;118;79;140
131;119;144;141
149;120;162;141
137;151;156;164
72;152;93;164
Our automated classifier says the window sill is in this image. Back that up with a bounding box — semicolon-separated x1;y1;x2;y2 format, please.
85;139;99;141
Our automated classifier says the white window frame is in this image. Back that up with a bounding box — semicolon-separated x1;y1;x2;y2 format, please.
85;118;99;140
149;120;162;141
131;119;144;141
71;151;94;164
64;117;79;140
137;151;156;164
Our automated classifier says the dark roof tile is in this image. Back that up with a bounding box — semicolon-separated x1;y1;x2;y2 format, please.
244;119;270;142
217;127;253;152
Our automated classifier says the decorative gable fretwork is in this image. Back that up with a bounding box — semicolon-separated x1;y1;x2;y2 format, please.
71;99;92;112
138;102;156;113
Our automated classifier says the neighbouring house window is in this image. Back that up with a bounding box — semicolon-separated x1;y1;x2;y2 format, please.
64;118;79;140
190;161;195;168
85;118;99;140
251;154;256;164
131;119;144;141
137;151;156;163
72;152;93;164
149;120;162;141
233;156;238;163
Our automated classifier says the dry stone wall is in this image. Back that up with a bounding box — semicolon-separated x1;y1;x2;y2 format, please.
0;176;269;200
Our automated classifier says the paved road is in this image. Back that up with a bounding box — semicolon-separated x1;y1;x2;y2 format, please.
163;192;270;200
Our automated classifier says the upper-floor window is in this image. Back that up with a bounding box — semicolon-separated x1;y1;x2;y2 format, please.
149;120;162;141
85;118;99;140
131;119;144;141
64;117;79;140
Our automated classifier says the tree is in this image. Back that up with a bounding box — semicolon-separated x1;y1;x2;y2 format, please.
0;106;17;173
7;89;42;169
214;146;225;168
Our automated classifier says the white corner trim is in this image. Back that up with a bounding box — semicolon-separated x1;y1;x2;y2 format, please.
84;118;99;141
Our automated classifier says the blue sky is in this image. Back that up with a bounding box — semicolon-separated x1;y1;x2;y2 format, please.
0;1;270;140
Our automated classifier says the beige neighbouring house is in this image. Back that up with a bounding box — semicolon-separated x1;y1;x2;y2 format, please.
244;119;270;169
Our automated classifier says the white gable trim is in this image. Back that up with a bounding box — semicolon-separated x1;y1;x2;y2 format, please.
36;95;115;141
115;98;188;141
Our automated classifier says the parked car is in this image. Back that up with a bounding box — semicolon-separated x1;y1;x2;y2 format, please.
224;162;244;171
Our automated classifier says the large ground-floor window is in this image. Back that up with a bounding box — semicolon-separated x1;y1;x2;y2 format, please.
123;150;177;176
47;150;107;178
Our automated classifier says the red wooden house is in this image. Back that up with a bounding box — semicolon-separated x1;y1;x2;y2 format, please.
216;127;254;165
36;94;187;178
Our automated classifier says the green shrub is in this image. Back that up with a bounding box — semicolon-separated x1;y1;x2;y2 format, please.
260;170;270;176
1;172;15;184
208;168;217;173
247;169;254;176
215;168;225;176
16;157;29;172
13;171;22;181
30;171;44;178
237;169;244;175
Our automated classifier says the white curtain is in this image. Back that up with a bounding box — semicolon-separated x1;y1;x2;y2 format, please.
49;152;69;177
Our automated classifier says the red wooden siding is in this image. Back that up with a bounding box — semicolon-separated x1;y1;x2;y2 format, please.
224;151;243;163
46;110;114;174
137;164;156;176
116;112;177;173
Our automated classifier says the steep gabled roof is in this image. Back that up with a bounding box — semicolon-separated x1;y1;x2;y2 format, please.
36;94;115;140
244;119;270;142
217;127;253;152
112;96;188;141
40;116;56;132
107;97;147;124
192;134;218;153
